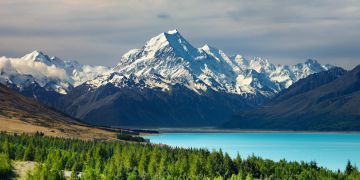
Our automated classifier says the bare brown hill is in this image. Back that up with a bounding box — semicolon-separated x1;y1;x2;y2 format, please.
0;84;119;140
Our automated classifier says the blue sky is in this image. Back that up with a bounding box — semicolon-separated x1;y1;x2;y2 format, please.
0;0;359;69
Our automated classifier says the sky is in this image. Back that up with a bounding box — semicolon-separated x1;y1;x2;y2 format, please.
0;0;359;69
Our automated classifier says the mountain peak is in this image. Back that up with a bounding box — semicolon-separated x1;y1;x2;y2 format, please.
305;59;321;66
22;50;44;59
252;57;269;64
200;44;218;52
201;44;211;50
142;29;199;59
22;50;51;63
166;29;179;35
145;30;182;48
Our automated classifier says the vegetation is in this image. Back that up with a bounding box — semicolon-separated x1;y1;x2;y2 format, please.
117;133;148;142
0;152;12;178
0;132;359;179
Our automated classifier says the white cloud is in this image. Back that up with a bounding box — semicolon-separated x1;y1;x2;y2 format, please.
0;57;68;80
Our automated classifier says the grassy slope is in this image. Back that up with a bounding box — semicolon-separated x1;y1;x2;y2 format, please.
0;84;119;140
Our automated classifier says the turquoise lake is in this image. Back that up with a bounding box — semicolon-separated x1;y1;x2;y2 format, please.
146;132;360;171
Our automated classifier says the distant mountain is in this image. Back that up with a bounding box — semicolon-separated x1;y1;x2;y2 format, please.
57;30;333;127
0;50;110;106
0;84;117;139
21;50;111;87
222;66;360;131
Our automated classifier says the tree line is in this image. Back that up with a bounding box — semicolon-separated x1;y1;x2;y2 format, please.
0;132;359;179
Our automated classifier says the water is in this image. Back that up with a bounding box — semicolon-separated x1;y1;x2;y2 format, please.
146;132;360;171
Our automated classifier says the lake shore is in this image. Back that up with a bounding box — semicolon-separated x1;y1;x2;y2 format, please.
146;132;360;171
136;127;360;135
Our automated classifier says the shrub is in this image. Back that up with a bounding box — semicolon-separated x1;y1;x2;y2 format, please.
117;133;148;142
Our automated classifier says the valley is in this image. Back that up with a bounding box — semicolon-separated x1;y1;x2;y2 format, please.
2;1;360;179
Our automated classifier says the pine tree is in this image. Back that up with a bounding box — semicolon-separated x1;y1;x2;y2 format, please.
2;137;11;158
138;150;149;177
127;169;141;180
23;143;35;161
0;133;359;179
148;150;159;177
234;153;242;173
189;155;201;178
346;160;354;175
0;153;12;178
224;153;236;178
245;173;253;180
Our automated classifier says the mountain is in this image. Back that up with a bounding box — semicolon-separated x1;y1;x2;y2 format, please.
111;30;331;97
0;51;110;106
0;30;335;127
21;50;111;87
0;84;118;139
57;30;333;127
222;66;360;131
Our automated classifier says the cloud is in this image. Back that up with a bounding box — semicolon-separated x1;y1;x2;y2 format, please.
0;57;68;80
0;0;359;69
72;65;111;86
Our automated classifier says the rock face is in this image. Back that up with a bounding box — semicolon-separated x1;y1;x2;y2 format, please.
223;66;360;131
0;30;333;127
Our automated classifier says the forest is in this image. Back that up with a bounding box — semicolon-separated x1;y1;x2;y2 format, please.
0;132;359;180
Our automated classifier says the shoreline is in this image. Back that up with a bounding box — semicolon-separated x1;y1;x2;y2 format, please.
133;127;360;135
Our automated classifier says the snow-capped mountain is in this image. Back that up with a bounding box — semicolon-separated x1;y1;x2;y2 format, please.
58;29;335;127
21;50;111;87
222;66;360;131
87;29;331;98
0;50;110;94
0;29;336;127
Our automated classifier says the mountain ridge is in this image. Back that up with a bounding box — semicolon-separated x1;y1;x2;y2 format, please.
55;30;334;127
222;66;360;131
0;30;337;127
104;30;332;97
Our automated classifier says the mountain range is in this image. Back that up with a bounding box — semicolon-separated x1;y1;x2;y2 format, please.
223;66;360;131
0;30;339;127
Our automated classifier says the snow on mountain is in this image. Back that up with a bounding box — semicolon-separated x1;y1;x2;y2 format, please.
109;29;276;96
235;57;333;88
1;30;333;99
0;51;110;94
21;50;111;86
90;30;331;98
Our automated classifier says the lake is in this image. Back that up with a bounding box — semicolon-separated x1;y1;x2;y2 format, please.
146;132;360;171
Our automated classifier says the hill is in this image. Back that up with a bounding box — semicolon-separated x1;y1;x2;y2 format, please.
0;84;118;139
